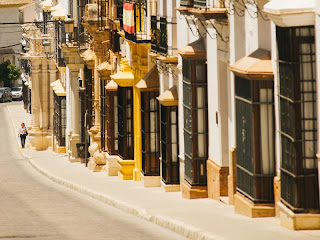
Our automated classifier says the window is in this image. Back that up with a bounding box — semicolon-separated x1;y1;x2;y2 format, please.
100;79;107;151
53;93;66;147
277;26;319;212
235;77;275;203
106;90;118;155
141;91;160;176
183;59;208;185
118;87;134;159
84;66;93;129
161;105;179;184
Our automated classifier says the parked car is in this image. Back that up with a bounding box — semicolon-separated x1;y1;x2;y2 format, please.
0;87;12;103
11;87;23;101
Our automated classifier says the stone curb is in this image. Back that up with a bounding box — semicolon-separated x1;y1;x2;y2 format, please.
6;105;217;240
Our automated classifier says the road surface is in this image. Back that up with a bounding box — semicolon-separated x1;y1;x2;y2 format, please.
0;102;186;240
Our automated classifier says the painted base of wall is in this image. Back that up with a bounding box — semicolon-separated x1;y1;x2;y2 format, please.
105;154;121;176
117;159;135;180
140;173;161;187
181;180;208;199
161;180;180;192
133;168;142;181
207;158;229;201
279;202;320;230
234;192;275;218
28;129;52;151
228;148;237;205
274;176;281;217
68;134;80;162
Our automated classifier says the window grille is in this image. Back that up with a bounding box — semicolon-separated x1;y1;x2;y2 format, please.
161;105;179;184
141;91;160;176
235;77;275;203
183;59;208;185
118;87;134;159
277;26;319;212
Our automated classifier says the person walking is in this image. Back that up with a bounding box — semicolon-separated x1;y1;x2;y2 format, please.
18;122;28;148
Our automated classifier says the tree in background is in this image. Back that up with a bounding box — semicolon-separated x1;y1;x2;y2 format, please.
0;61;21;88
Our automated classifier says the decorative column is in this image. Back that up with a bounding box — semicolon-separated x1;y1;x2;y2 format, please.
68;64;84;162
30;66;41;129
41;59;50;130
48;66;58;131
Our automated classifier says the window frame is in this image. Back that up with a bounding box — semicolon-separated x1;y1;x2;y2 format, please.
277;26;319;212
235;76;275;203
161;105;180;184
118;86;134;160
183;58;208;186
141;91;160;176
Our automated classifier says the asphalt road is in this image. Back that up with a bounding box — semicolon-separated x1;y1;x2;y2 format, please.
0;102;186;240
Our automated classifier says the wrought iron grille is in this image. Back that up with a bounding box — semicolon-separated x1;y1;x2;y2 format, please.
53;93;66;147
161;105;179;184
183;59;208;186
80;89;86;143
98;0;108;29
277;26;319;212
118;87;134;160
100;79;107;151
124;2;150;43
84;66;93;129
141;91;160;176
106;91;119;155
151;15;158;52
235;77;275;203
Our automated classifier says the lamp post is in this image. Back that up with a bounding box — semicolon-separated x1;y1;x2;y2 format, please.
64;17;74;43
42;40;51;58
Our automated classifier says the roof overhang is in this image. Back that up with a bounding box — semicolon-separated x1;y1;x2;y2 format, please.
111;69;135;87
230;49;274;81
50;79;66;96
178;38;206;59
157;86;179;106
105;80;118;91
264;0;315;27
136;66;159;92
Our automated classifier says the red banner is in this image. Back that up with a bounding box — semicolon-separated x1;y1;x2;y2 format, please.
123;2;135;34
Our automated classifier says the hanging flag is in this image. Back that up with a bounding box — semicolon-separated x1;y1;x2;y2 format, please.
123;2;135;34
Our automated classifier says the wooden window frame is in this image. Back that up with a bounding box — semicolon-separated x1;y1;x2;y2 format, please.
161;105;179;184
141;91;160;176
183;58;208;186
235;77;275;203
277;26;319;212
118;87;134;160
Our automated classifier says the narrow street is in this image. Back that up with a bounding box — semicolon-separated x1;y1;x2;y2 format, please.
0;102;186;240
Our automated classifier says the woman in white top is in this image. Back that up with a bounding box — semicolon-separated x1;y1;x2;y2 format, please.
18;122;28;148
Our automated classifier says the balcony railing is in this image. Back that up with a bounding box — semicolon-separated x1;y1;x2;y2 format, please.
150;16;168;55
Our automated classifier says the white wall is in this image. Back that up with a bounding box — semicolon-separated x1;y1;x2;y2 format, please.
0;7;22;65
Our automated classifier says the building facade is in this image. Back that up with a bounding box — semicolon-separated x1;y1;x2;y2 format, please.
21;0;320;230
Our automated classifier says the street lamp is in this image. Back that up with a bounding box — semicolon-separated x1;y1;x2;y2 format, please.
64;17;74;43
42;40;51;58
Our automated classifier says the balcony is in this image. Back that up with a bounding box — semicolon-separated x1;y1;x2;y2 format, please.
151;16;168;55
178;0;228;19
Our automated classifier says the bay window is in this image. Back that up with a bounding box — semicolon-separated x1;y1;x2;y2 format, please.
277;26;319;212
235;76;275;203
118;87;134;160
161;105;179;184
53;93;66;147
106;90;118;155
183;59;208;185
141;91;160;176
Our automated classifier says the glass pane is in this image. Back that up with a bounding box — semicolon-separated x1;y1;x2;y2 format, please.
182;58;191;83
235;77;252;100
171;110;178;163
260;88;274;175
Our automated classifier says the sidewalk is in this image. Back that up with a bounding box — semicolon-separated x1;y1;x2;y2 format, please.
7;103;320;240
